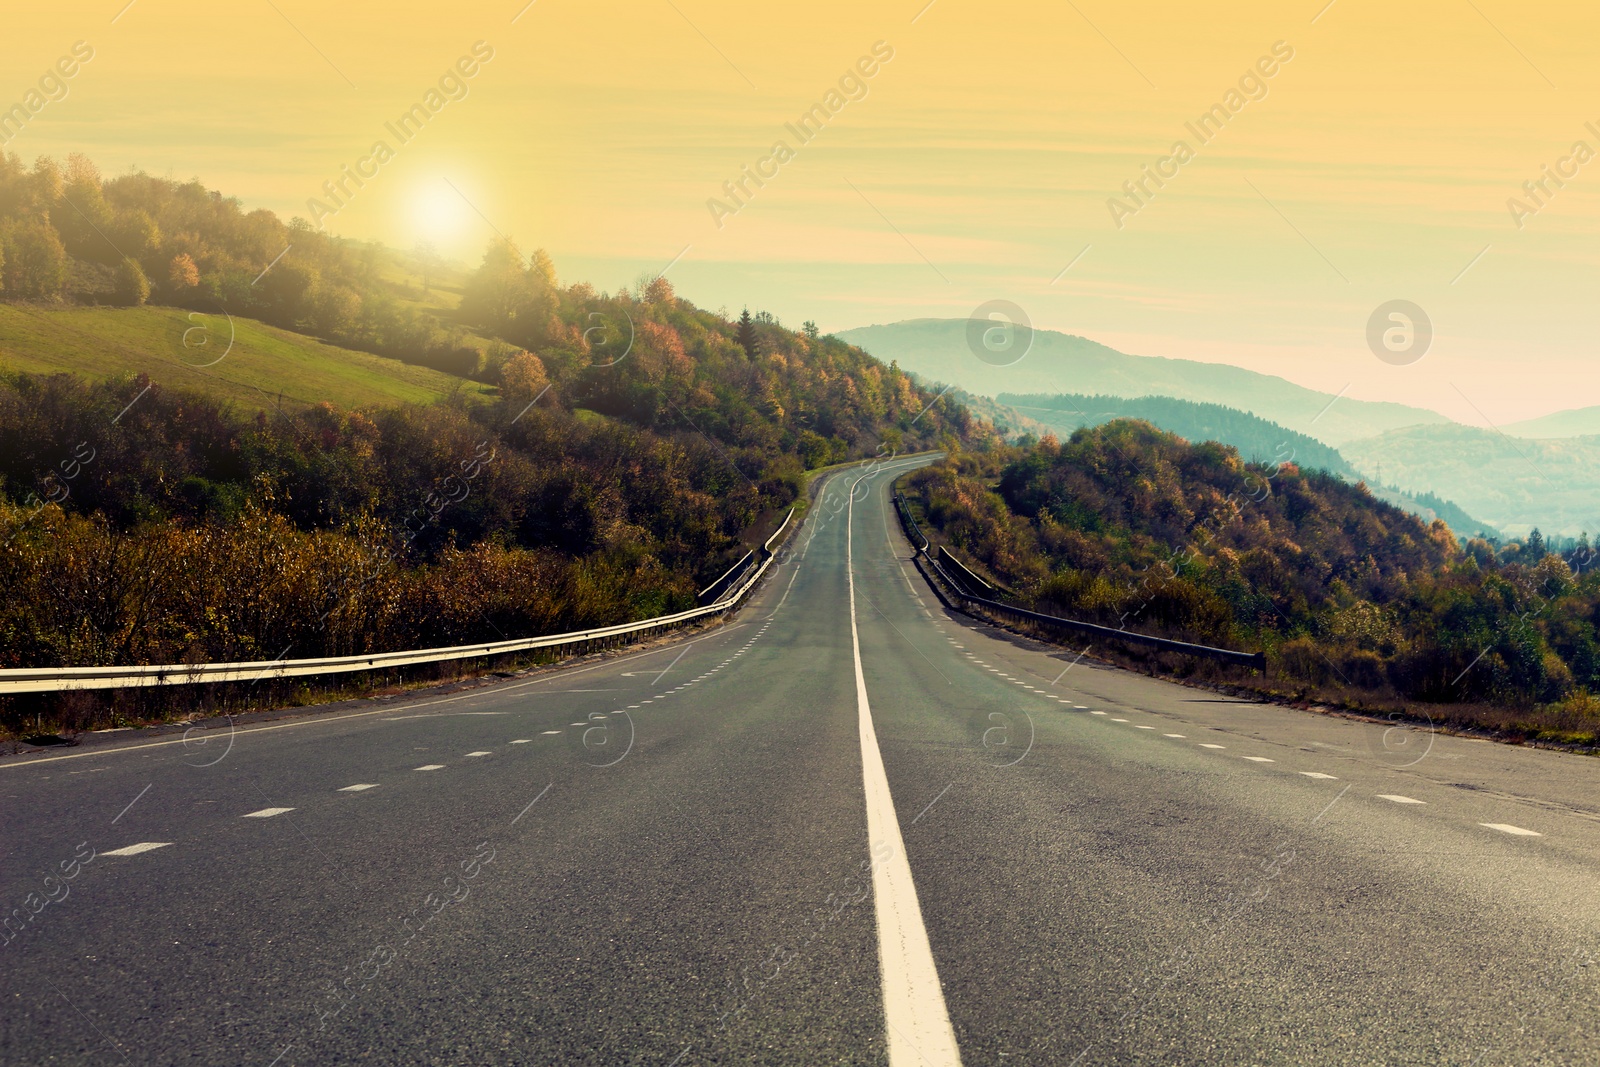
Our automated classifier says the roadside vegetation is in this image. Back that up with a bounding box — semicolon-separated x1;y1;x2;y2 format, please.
902;423;1600;747
0;153;992;736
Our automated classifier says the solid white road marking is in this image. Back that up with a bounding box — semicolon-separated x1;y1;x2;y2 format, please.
1242;756;1275;762
415;764;445;771
1481;822;1542;836
1376;794;1424;804
1299;772;1338;780
102;842;171;856
338;784;379;792
242;807;296;818
848;466;962;1066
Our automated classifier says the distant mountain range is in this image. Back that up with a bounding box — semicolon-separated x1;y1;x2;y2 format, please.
843;318;1592;537
836;319;1449;447
1340;426;1600;537
1503;405;1600;439
1000;392;1498;538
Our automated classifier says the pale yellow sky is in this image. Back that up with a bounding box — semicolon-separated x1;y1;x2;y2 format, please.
5;0;1598;423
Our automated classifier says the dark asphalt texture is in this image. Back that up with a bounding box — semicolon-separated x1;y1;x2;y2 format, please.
4;459;1599;1065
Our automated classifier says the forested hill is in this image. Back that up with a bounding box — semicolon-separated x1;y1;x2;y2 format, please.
1001;392;1356;476
903;421;1600;733
0;153;990;697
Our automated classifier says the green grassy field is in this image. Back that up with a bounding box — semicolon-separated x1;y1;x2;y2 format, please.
0;303;492;411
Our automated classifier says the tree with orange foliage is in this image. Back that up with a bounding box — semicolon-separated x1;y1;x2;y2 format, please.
168;253;199;290
499;351;549;401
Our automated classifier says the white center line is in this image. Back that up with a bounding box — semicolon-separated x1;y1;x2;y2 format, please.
1481;822;1542;836
1376;794;1425;804
243;807;296;818
847;466;962;1066
338;784;379;792
102;842;171;856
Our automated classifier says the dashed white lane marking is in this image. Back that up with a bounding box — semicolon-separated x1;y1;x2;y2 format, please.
465;751;492;757
1199;743;1226;749
510;739;532;744
1133;725;1155;730
1073;705;1088;709
1163;733;1186;738
102;842;171;856
541;730;561;735
1242;756;1275;762
1091;711;1107;716
1299;771;1338;780
847;466;962;1066
1376;794;1424;804
1110;718;1130;723
415;764;446;771
338;784;379;792
1481;823;1542;836
243;807;296;818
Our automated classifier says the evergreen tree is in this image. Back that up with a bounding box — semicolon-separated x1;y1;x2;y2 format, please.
736;308;756;356
1526;527;1546;561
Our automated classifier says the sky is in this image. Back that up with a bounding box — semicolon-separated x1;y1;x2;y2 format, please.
5;0;1598;425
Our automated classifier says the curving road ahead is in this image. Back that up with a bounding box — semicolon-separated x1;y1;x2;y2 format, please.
4;458;1600;1065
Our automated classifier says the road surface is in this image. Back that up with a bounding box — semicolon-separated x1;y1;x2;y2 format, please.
4;457;1600;1065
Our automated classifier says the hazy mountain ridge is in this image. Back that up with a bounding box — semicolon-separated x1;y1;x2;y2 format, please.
837;318;1450;447
999;391;1497;537
1503;405;1600;439
1341;425;1600;537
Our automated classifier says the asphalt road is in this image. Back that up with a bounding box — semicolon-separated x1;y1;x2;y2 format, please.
4;457;1600;1065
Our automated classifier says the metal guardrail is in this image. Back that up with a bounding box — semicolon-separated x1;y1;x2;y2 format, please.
937;545;993;595
698;507;797;606
894;491;928;552
698;550;754;605
894;489;1265;671
0;511;796;696
763;508;794;553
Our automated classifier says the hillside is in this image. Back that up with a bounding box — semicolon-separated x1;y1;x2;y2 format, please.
1002;391;1497;538
901;422;1600;728
1341;425;1600;537
0;154;989;717
0;304;492;411
837;318;1450;446
1002;392;1358;475
1504;405;1600;439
